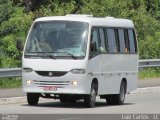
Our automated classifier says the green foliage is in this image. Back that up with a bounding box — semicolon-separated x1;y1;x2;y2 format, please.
0;0;14;24
0;77;21;88
0;0;160;71
139;68;160;79
139;32;160;59
0;1;33;68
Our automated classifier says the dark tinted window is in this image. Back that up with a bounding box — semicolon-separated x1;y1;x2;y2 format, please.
124;29;130;53
107;29;117;53
91;28;100;52
104;29;109;52
90;28;101;56
90;27;137;55
118;29;126;53
128;29;137;53
114;29;120;52
99;28;107;53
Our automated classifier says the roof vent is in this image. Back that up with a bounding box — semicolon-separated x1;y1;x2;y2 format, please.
66;14;93;17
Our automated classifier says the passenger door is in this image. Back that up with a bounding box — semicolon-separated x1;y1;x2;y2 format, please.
88;28;102;85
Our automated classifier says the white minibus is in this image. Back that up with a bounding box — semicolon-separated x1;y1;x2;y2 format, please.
22;14;138;108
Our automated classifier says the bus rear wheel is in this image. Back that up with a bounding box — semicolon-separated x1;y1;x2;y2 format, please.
84;83;97;108
106;81;126;105
27;93;39;106
116;81;126;105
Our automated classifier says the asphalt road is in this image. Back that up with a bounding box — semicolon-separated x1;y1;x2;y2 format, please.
1;78;160;98
0;92;160;114
1;79;160;120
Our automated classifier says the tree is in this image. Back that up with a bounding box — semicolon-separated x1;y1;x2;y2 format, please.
1;0;160;68
0;0;32;67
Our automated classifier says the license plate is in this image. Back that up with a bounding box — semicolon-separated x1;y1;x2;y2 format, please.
44;86;57;91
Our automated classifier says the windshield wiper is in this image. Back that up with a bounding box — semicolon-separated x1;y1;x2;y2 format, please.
25;52;78;59
54;51;78;59
45;53;56;59
25;52;56;59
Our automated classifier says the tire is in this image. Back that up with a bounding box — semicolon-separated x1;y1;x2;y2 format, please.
115;81;126;105
84;83;97;108
27;93;39;106
106;81;126;105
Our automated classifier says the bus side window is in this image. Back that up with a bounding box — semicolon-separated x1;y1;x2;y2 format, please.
118;29;126;53
128;29;136;53
114;29;120;53
107;28;117;53
124;29;130;53
99;28;107;53
90;28;100;54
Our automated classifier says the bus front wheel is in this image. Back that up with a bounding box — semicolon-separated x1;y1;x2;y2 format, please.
27;93;39;106
84;83;97;108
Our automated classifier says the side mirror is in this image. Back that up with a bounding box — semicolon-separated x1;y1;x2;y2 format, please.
16;39;23;51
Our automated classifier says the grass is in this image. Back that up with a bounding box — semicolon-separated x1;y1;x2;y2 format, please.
139;68;160;79
0;77;21;89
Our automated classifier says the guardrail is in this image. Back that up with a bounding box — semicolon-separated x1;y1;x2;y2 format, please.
139;59;160;68
0;59;160;78
0;68;22;78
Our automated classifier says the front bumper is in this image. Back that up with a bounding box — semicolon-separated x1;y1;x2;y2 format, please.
22;71;91;95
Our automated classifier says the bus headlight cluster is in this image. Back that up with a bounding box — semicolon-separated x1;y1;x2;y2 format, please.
26;80;32;85
72;81;78;86
70;69;86;74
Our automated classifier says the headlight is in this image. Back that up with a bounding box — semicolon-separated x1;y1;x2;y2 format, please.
70;69;86;74
22;68;33;72
72;81;78;86
26;80;32;85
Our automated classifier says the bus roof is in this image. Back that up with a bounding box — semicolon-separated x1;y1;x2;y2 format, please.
35;15;134;28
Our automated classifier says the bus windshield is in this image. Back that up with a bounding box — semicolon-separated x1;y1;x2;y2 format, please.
24;21;89;59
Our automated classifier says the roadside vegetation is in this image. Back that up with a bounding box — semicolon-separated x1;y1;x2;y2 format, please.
0;77;21;88
139;68;160;79
1;0;160;88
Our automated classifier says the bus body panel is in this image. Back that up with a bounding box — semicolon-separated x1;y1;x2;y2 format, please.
88;54;138;95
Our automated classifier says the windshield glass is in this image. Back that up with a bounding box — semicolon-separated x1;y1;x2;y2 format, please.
24;21;89;59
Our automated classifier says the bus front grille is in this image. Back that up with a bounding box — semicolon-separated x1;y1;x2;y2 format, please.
33;80;70;86
35;71;68;77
